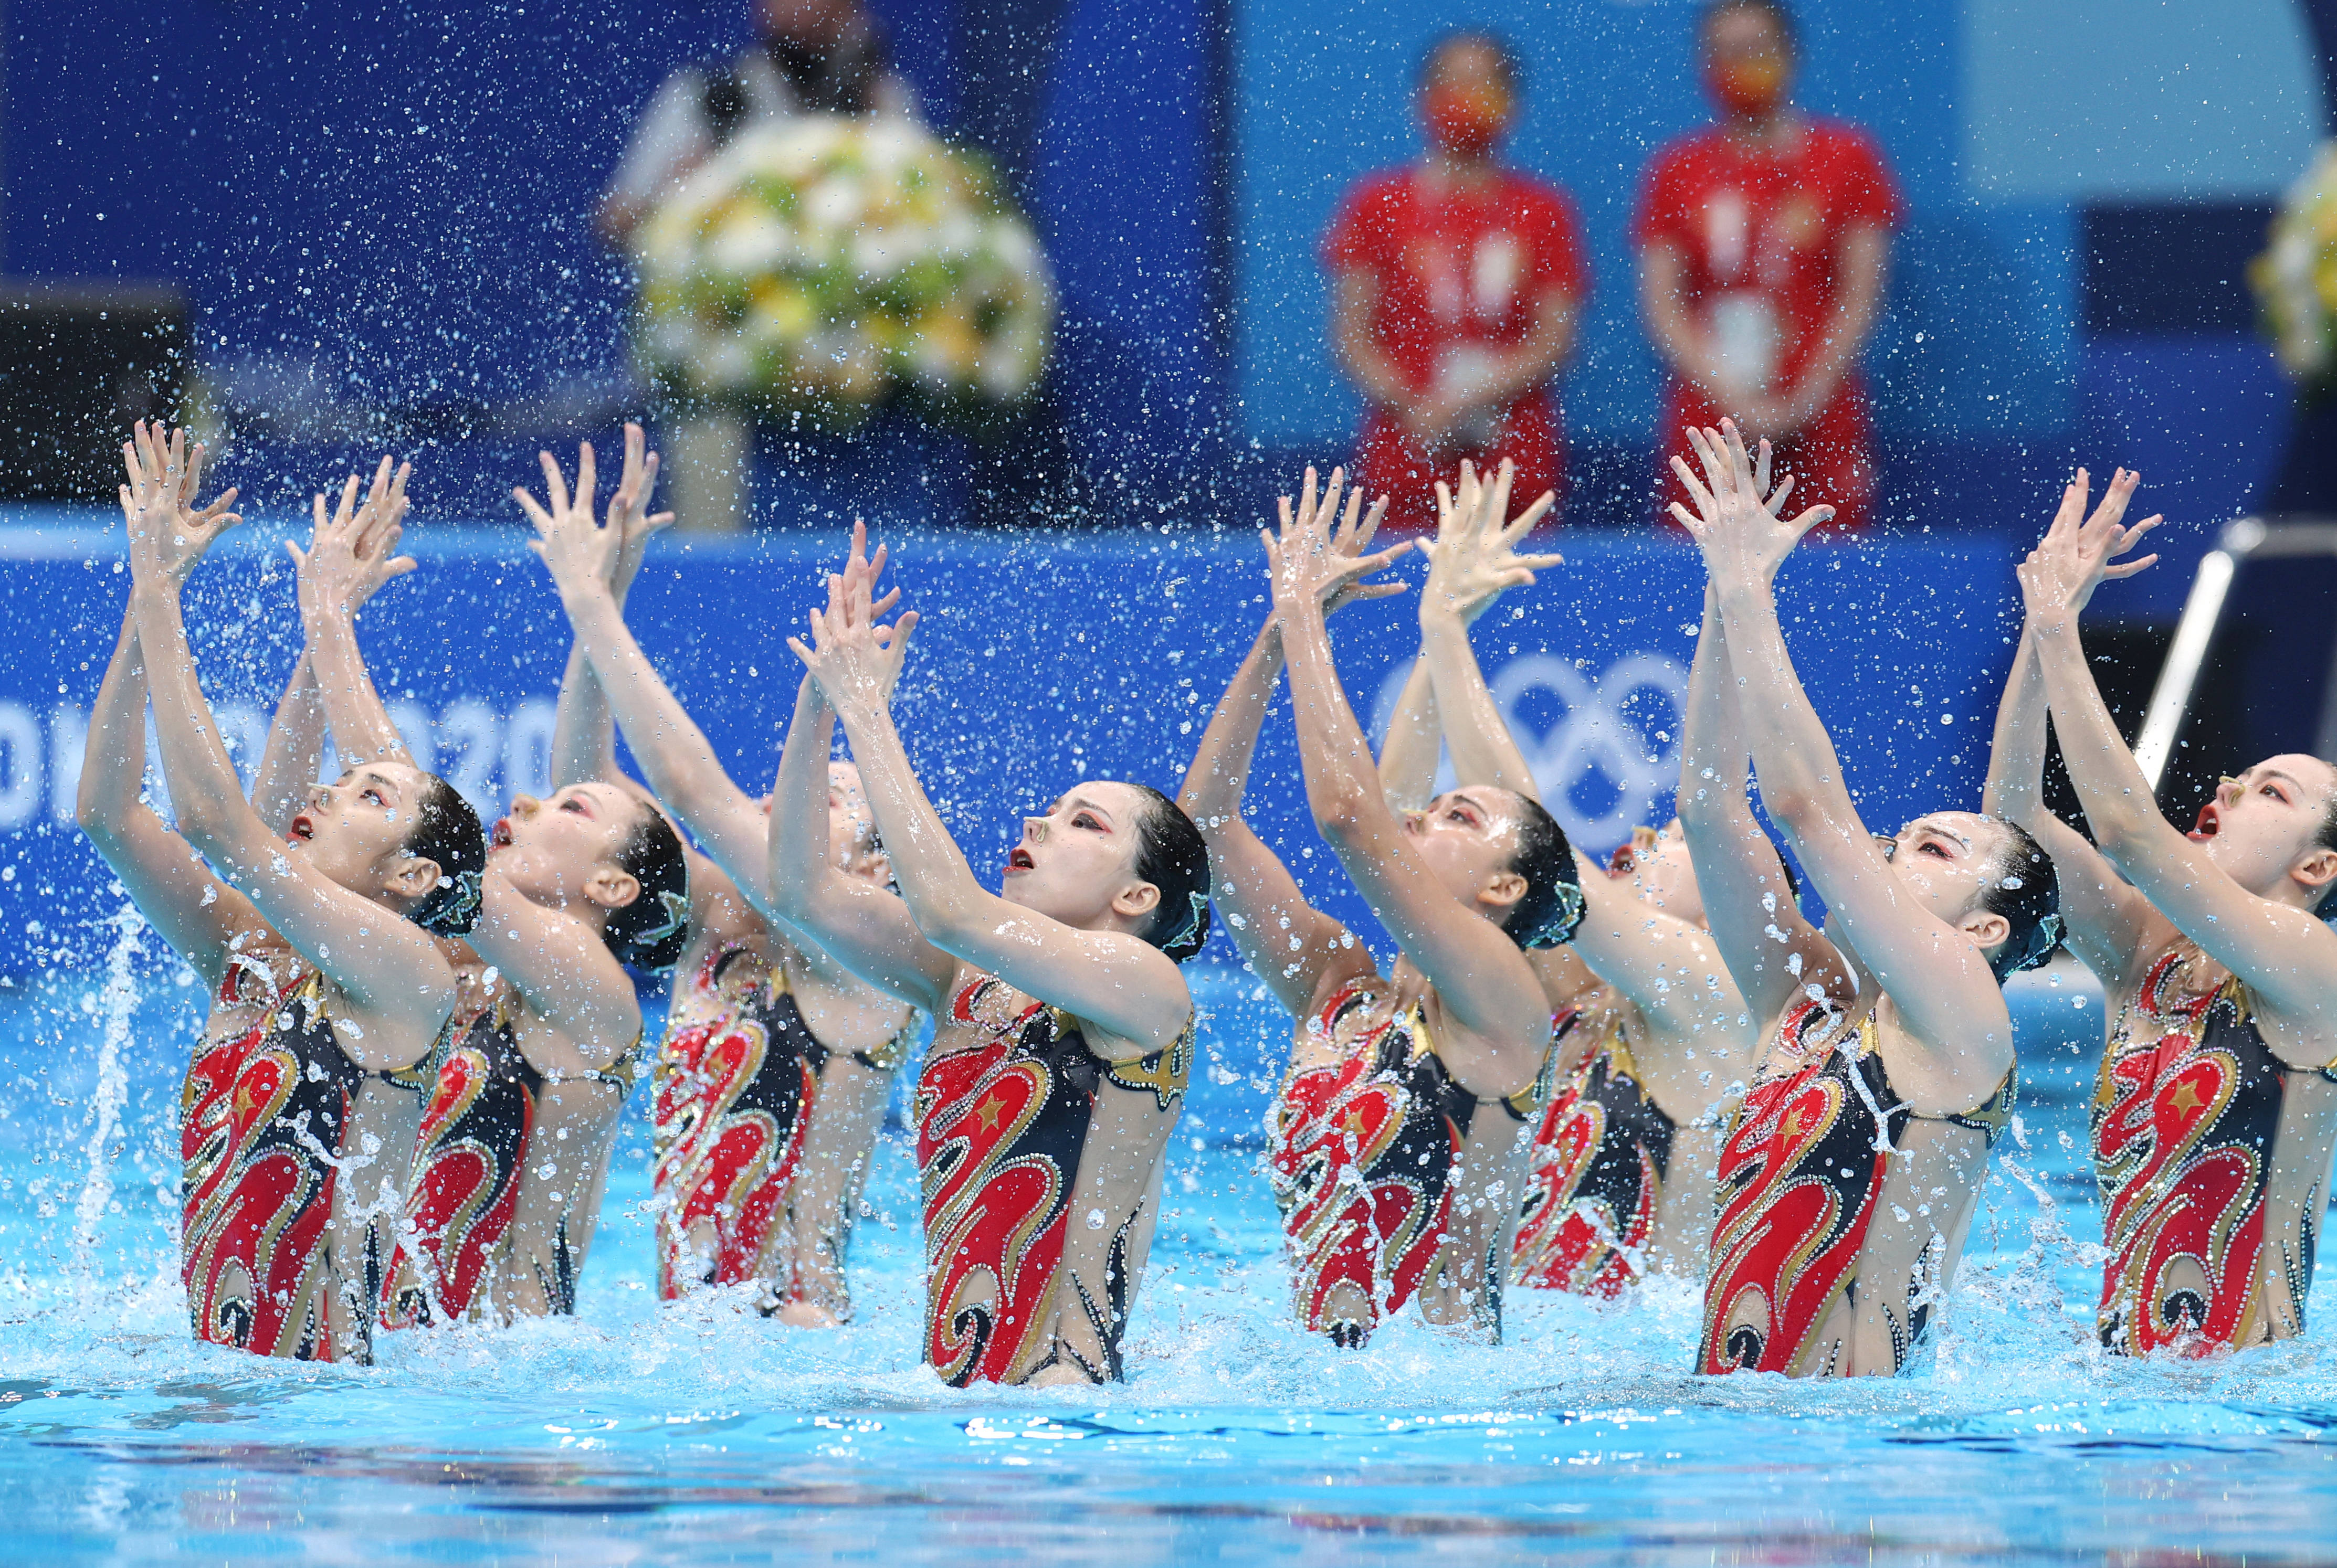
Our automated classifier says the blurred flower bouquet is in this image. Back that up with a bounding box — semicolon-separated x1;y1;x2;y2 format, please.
631;116;1054;432
2251;142;2337;398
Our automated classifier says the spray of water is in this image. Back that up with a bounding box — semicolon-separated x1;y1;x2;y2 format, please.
70;902;145;1292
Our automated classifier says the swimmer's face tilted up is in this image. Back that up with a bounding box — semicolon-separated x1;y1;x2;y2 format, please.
1002;783;1183;938
761;765;889;880
1606;820;1711;928
1994;473;2337;1357
490;781;658;917
282;764;468;915
1850;810;2038;973
1396;786;1541;925
82;424;482;1364
2183;757;2337;908
769;527;1204;1386
1677;416;2050;1380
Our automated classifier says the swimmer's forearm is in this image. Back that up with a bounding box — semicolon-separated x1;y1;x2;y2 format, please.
1677;592;1809;1023
251;653;323;835
550;641;618;792
561;585;741;819
1376;658;1439;810
1677;588;1734;821
130;585;257;849
827;694;986;934
768;676;840;917
1991;628;2151;981
2041;614;2337;1014
1418;608;1535;801
1983;628;2051;830
2027;620;2163;854
77;613;149;840
306;613;410;766
1279;601;1385;840
1711;578;1845;827
551;546;643;791
1179;618;1281;830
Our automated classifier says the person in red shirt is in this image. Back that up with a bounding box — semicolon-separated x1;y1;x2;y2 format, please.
1637;0;1898;531
1323;31;1589;530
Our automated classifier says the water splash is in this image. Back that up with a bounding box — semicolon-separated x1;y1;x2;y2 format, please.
69;902;145;1292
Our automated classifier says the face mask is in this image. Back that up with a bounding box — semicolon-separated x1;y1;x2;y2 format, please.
1421;83;1512;157
1703;56;1787;119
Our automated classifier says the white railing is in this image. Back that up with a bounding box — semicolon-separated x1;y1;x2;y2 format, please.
2134;517;2337;789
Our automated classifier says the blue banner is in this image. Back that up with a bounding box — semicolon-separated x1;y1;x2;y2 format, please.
0;509;2021;979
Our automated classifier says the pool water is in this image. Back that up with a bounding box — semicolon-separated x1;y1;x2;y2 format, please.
6;955;2337;1565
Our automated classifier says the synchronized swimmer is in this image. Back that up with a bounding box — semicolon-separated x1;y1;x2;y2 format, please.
81;409;2337;1381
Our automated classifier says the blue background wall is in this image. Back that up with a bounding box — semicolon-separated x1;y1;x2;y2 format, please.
5;0;2323;596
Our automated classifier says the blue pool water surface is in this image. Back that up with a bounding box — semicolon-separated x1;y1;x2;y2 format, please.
6;953;2337;1565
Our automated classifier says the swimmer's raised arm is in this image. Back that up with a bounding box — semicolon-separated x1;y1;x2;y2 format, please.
1183;638;1357;1015
1271;468;1551;1089
525;440;805;904
77;469;269;983
795;559;1191;1052
1376;662;1441;811
1180;479;1401;1014
541;426;674;795
767;664;955;1013
467;858;644;1073
1677;578;1837;1026
292;456;418;767
1984;469;2160;984
1687;421;2007;1069
1412;458;1560;801
2020;527;2337;1030
250;653;323;838
121;423;452;1061
1415;460;1749;1052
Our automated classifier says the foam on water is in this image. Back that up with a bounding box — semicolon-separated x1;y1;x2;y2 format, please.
6;960;2337;1564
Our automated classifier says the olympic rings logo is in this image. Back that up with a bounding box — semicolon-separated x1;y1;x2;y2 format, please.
1373;651;1690;850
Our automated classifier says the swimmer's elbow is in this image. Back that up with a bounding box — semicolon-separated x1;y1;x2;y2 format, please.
1307;778;1377;842
2086;803;2157;857
73;791;117;843
1759;782;1823;829
905;892;983;951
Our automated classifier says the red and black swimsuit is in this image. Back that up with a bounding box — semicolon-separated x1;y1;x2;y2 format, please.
381;989;536;1329
1268;981;1540;1347
917;975;1100;1386
2093;950;2323;1355
181;958;422;1363
1700;1001;2014;1376
1512;1008;1677;1297
652;942;910;1306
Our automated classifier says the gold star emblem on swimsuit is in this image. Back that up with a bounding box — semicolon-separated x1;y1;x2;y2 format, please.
2168;1080;2206;1117
975;1095;1005;1131
1778;1107;1802;1142
1341;1108;1368;1136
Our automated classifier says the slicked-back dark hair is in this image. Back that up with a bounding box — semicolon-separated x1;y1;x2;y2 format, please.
1979;817;2061;980
1508;795;1586;950
1120;782;1213;963
603;802;691;973
406;775;488;937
